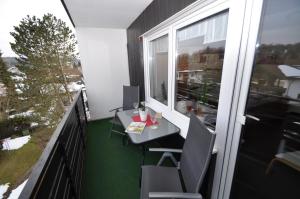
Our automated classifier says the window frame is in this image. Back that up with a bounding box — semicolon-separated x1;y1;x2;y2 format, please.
143;0;231;136
144;28;172;113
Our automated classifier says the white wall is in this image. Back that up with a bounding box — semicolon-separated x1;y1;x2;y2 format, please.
76;28;130;120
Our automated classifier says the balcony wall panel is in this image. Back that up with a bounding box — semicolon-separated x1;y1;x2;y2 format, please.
77;28;130;120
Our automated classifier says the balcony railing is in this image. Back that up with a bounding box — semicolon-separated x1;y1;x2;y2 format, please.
19;90;87;199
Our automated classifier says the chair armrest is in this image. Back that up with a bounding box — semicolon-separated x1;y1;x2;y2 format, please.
149;148;183;153
109;107;123;112
149;192;202;199
148;148;183;167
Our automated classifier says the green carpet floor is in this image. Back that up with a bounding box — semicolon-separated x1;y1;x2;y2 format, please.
81;119;162;199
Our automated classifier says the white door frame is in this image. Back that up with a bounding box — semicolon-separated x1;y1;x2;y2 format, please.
216;0;264;198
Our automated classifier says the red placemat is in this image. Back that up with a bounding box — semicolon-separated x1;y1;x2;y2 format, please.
132;114;158;127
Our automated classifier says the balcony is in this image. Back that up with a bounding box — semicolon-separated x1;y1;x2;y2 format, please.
2;0;299;199
18;89;215;198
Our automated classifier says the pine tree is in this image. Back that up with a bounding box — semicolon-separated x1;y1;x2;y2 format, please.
0;51;18;120
10;14;78;126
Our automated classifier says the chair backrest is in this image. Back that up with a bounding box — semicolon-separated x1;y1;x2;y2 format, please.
180;113;216;193
123;85;139;111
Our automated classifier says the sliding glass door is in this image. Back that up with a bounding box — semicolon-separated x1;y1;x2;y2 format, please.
229;0;300;198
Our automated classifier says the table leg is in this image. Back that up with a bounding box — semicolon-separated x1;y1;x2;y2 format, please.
139;144;146;187
141;144;146;165
122;134;130;146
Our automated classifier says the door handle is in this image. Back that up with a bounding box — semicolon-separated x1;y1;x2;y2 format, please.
245;114;260;121
293;121;300;126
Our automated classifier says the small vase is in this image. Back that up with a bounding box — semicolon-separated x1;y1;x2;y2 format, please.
139;108;148;122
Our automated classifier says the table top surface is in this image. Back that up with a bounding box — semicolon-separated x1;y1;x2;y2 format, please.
117;108;180;144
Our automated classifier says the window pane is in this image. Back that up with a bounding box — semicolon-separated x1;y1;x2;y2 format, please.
175;11;229;128
149;35;168;105
230;0;300;198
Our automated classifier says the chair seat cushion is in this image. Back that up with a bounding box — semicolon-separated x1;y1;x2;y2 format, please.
140;166;183;199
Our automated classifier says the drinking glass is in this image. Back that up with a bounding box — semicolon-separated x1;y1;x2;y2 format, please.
150;112;158;129
133;102;139;113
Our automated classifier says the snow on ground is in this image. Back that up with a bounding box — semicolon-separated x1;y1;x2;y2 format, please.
11;76;24;81
0;83;6;97
66;74;80;78
18;97;27;100
8;179;28;199
44;120;50;126
67;82;85;92
8;110;34;119
15;88;22;94
0;184;9;199
1;135;31;151
30;122;39;128
7;66;25;76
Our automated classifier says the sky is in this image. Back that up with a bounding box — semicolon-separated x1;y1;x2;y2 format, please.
260;0;300;45
0;0;75;57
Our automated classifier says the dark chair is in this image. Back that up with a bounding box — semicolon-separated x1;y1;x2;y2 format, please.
109;85;139;138
140;113;216;199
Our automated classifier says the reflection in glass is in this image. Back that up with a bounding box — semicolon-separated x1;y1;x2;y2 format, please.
149;35;168;105
175;11;228;128
230;0;300;199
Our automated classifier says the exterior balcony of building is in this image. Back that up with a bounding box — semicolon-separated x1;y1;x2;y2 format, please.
15;0;300;199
